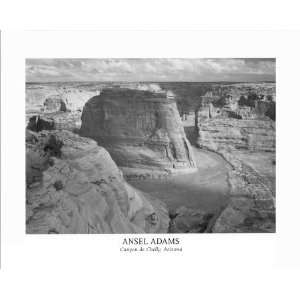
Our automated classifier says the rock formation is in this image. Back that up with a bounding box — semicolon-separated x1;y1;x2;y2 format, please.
27;115;56;132
26;130;169;234
194;101;276;233
80;88;197;178
44;95;68;112
211;150;275;233
195;100;276;153
196;118;275;152
25;85;99;132
26;84;98;114
169;206;214;233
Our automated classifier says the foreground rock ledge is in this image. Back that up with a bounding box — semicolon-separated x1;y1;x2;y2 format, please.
26;130;169;234
80;88;197;178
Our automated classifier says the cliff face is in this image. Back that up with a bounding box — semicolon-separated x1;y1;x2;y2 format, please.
195;105;275;153
211;150;275;233
197;118;275;152
194;102;276;233
26;130;169;234
26;86;99;132
26;86;98;114
44;95;68;112
80;88;197;178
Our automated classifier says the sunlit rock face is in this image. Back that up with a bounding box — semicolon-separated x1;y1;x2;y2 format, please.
195;101;276;153
210;150;275;233
26;84;98;114
196;118;275;152
80;88;197;178
44;95;68;112
26;130;169;234
194;100;276;233
26;85;99;132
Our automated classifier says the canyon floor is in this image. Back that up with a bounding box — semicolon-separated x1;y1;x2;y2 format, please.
130;115;231;217
130;147;231;215
26;83;275;233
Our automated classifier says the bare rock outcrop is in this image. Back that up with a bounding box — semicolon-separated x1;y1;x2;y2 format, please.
196;117;275;153
195;101;276;233
80;88;197;178
26;84;98;115
26;130;169;234
27;115;56;132
169;206;214;233
211;150;275;233
26;111;82;132
44;95;68;112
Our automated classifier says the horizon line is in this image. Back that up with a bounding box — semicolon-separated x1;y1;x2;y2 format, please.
26;80;276;84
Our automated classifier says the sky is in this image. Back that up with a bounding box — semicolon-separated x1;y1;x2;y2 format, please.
26;58;276;82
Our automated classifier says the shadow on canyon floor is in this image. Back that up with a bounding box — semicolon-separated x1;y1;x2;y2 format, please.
130;144;231;215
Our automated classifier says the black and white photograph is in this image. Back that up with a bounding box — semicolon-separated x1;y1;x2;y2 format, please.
1;7;300;297
25;58;276;234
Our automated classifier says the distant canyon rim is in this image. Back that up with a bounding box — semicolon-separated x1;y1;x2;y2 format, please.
26;81;276;233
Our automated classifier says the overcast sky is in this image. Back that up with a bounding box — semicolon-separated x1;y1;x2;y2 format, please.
26;58;275;82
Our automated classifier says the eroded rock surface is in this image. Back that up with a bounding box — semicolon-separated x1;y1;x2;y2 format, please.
26;130;169;234
195;112;275;152
44;95;68;112
194;99;276;233
26;111;83;133
80;88;197;178
27;115;56;132
26;85;98;114
211;150;275;233
169;206;214;233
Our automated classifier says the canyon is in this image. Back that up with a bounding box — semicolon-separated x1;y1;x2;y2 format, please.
26;81;276;233
194;93;275;232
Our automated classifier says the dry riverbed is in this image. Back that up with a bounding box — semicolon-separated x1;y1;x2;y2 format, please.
130;146;231;215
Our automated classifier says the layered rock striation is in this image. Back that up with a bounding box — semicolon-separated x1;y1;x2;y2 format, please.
44;95;68;113
26;130;169;234
194;100;276;233
26;85;98;114
195;100;276;153
26;86;99;132
196;118;275;152
211;150;275;233
80;88;197;178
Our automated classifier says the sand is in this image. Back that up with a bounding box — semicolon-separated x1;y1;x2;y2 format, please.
130;146;231;214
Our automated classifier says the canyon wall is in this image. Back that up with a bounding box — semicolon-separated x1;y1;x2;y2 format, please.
195;102;276;153
26;85;99;132
211;149;275;233
80;88;197;178
26;130;169;234
196;118;275;152
26;85;98;113
195;101;276;233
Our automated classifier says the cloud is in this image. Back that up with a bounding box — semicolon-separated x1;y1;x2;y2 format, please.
26;58;275;82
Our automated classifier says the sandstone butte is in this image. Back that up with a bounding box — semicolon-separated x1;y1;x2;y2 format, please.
26;130;169;234
79;88;197;179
